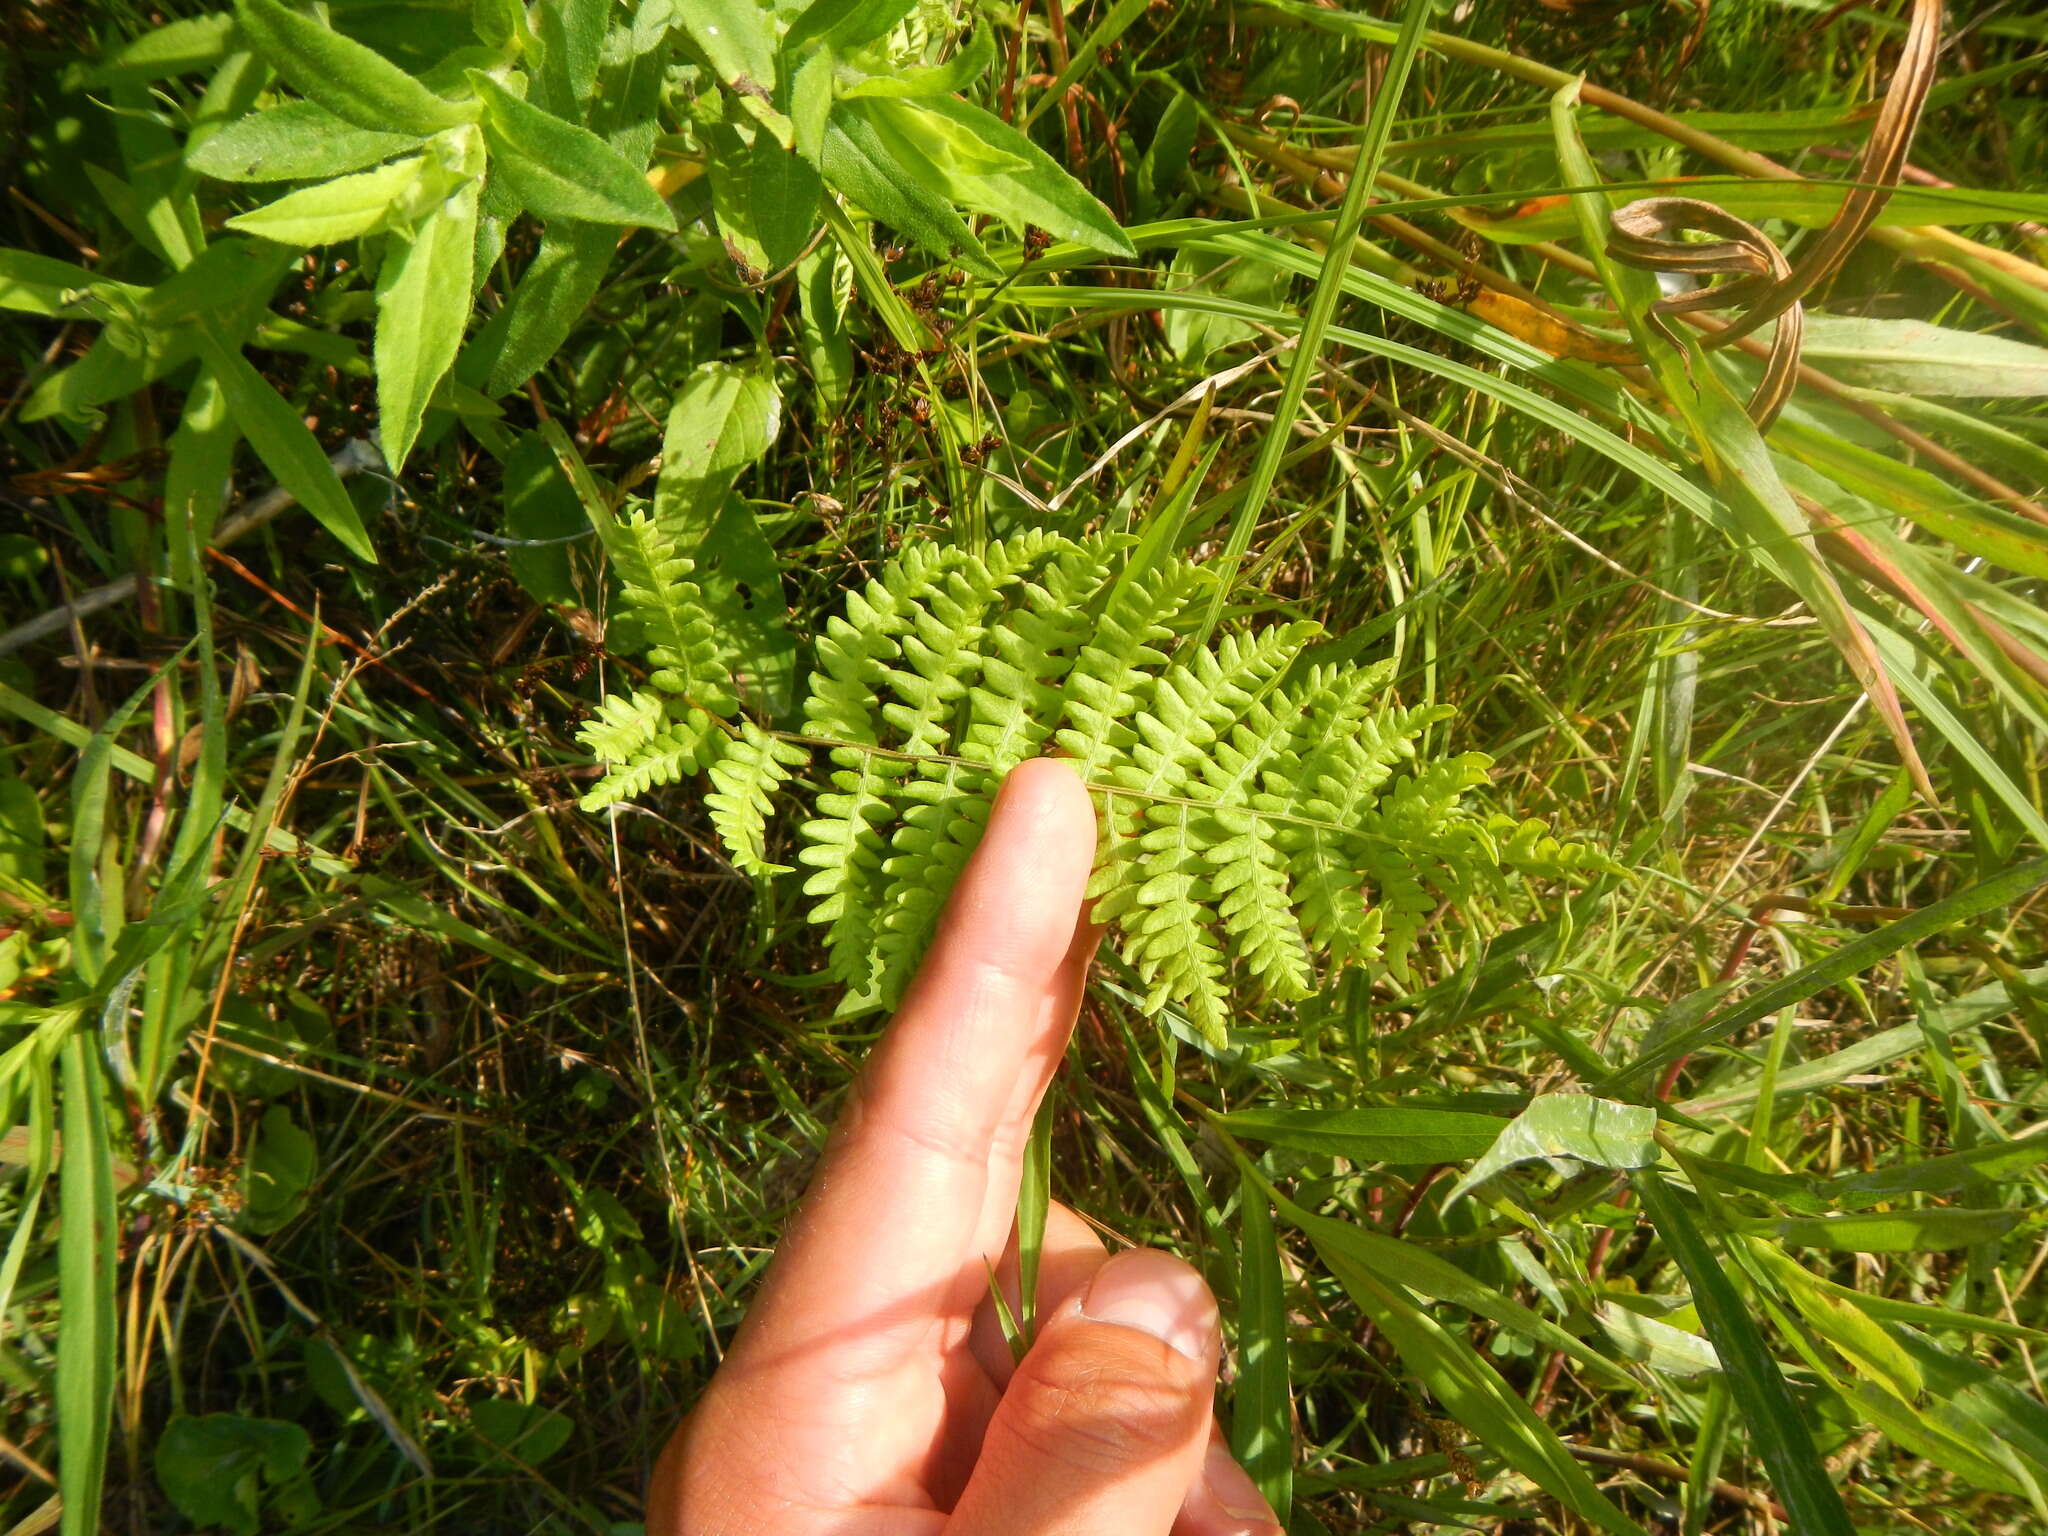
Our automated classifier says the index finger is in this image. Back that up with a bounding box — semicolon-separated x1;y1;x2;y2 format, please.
726;757;1098;1368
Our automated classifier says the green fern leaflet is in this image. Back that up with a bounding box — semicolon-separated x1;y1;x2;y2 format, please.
581;529;1604;1040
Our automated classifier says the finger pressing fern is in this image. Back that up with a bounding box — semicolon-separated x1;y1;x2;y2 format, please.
580;526;1607;1042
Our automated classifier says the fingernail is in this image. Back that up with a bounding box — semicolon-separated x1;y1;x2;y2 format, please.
1202;1434;1283;1529
1078;1250;1216;1361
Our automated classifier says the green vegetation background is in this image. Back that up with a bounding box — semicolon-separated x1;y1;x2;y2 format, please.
3;0;2047;1532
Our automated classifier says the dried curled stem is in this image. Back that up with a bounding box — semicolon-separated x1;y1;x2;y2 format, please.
1606;0;1943;429
1609;196;1803;428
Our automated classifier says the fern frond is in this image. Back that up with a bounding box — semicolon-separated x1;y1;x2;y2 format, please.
1355;752;1494;979
1123;803;1231;1041
877;533;1053;756
799;545;975;995
706;722;808;875
580;713;720;810
583;525;1602;1035
604;508;734;712
578;689;668;766
961;537;1118;771
1207;807;1312;1000
869;760;993;1006
1054;562;1202;783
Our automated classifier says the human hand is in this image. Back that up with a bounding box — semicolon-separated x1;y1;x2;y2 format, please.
648;758;1282;1535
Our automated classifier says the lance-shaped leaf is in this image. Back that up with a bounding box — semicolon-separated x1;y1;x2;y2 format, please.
237;0;471;136
227;155;427;246
469;72;674;229
375;173;481;473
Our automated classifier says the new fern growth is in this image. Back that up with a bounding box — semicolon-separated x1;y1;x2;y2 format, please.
581;522;1602;1040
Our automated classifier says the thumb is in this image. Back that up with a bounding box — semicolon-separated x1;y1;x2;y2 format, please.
947;1249;1222;1536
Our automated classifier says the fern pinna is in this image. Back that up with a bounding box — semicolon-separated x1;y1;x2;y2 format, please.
580;519;1598;1040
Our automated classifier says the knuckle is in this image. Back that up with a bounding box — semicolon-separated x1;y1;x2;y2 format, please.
1000;1333;1202;1473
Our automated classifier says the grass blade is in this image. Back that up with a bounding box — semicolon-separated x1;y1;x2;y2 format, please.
1301;1214;1648;1536
1606;857;2048;1095
1232;1173;1291;1522
1190;0;1430;647
57;1032;118;1536
1634;1170;1855;1536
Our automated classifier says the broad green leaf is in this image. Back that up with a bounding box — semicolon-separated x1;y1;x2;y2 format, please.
679;0;776;92
188;99;426;182
866;102;1028;176
534;0;607;116
90;12;237;83
1763;1254;1924;1398
1634;1172;1856;1536
1162;247;1290;367
796;241;852;405
473;0;525;49
782;0;917;56
50;677;140;976
1592;1300;1721;1377
0;1055;54;1338
58;1034;118;1536
703;122;775;275
1735;1208;2021;1253
474;219;616;396
692;492;797;716
470;72;674;228
1233;1177;1292;1522
237;0;471;136
1608;858;2048;1094
750;133;823;271
243;1103;316;1233
655;361;781;536
1832;1136;2048;1203
0;251;141;318
24;239;295;421
1218;1105;1506;1164
790;45;833;161
1841;1379;2035;1499
469;1399;573;1467
1852;388;2048;488
375;172;481;473
819;108;997;277
1747;1233;2048;1343
838;25;994;98
1014;1096;1053;1342
856;96;1135;257
226;154;427;245
1892;1326;2048;1484
192;322;377;560
1444;1094;1657;1205
0;776;45;885
1798;315;2048;396
500;430;591;606
1776;433;2048;583
155;1415;311;1536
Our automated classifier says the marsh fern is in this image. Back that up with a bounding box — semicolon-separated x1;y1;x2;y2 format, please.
581;527;1602;1039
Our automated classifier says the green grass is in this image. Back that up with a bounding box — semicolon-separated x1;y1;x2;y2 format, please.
4;0;2048;1530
